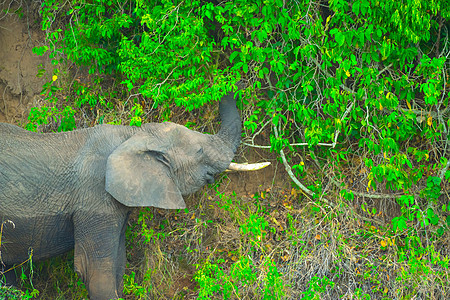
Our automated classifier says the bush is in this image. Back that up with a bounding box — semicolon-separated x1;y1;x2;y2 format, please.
13;0;450;298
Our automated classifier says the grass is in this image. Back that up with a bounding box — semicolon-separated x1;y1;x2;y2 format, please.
115;172;450;299
3;155;450;299
3;1;450;297
3;100;450;299
3;51;450;300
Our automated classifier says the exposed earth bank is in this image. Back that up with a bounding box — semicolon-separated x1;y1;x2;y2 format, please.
0;2;52;123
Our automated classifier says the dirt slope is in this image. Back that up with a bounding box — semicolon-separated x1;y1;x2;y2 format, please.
0;2;51;123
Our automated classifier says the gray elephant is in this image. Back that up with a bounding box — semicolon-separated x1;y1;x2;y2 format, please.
0;92;242;299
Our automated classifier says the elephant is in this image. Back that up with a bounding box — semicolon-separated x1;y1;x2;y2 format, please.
0;92;243;299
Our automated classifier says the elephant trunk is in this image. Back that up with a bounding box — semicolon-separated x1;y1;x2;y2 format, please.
217;92;242;153
216;92;272;172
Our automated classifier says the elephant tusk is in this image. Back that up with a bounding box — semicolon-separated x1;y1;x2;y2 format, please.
226;162;271;172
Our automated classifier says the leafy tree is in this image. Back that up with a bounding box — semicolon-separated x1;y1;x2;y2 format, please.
22;0;450;298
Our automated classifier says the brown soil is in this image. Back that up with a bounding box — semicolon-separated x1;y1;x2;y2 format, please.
0;2;52;124
228;147;288;196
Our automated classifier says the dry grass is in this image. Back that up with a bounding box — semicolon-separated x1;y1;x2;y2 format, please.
114;165;450;299
5;99;450;299
3;65;450;300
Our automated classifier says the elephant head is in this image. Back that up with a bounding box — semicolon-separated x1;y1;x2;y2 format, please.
105;92;242;209
0;90;271;300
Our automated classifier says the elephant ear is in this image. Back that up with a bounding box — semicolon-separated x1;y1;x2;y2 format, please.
105;131;186;209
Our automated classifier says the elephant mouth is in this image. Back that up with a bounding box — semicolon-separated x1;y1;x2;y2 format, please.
205;172;215;184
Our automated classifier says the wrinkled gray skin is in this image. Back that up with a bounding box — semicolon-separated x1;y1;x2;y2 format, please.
0;92;241;300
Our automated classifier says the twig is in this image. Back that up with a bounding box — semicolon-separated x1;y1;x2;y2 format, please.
439;159;450;180
273;125;334;205
262;68;390;225
308;149;402;200
436;12;444;58
376;63;393;79
328;175;401;199
330;99;355;148
275;125;385;226
243;141;344;149
154;65;179;99
242;142;271;149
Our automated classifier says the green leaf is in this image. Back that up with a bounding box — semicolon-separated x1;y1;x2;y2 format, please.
230;51;240;63
334;31;345;46
445;170;450;180
352;1;360;15
392;216;407;232
258;69;264;78
243;63;249;73
257;30;268;43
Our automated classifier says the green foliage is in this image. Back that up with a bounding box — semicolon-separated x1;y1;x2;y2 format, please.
262;258;285;299
0;286;39;299
25;106;76;132
194;259;236;299
0;220;40;299
240;213;268;249
33;0;240;127
194;194;285;299
19;0;450;298
123;271;147;299
130;104;144;127
300;276;335;300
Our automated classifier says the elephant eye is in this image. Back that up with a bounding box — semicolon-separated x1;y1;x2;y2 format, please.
196;147;204;155
153;152;171;167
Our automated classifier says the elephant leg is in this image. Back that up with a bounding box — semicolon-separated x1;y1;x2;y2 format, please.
73;213;128;300
115;215;128;292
